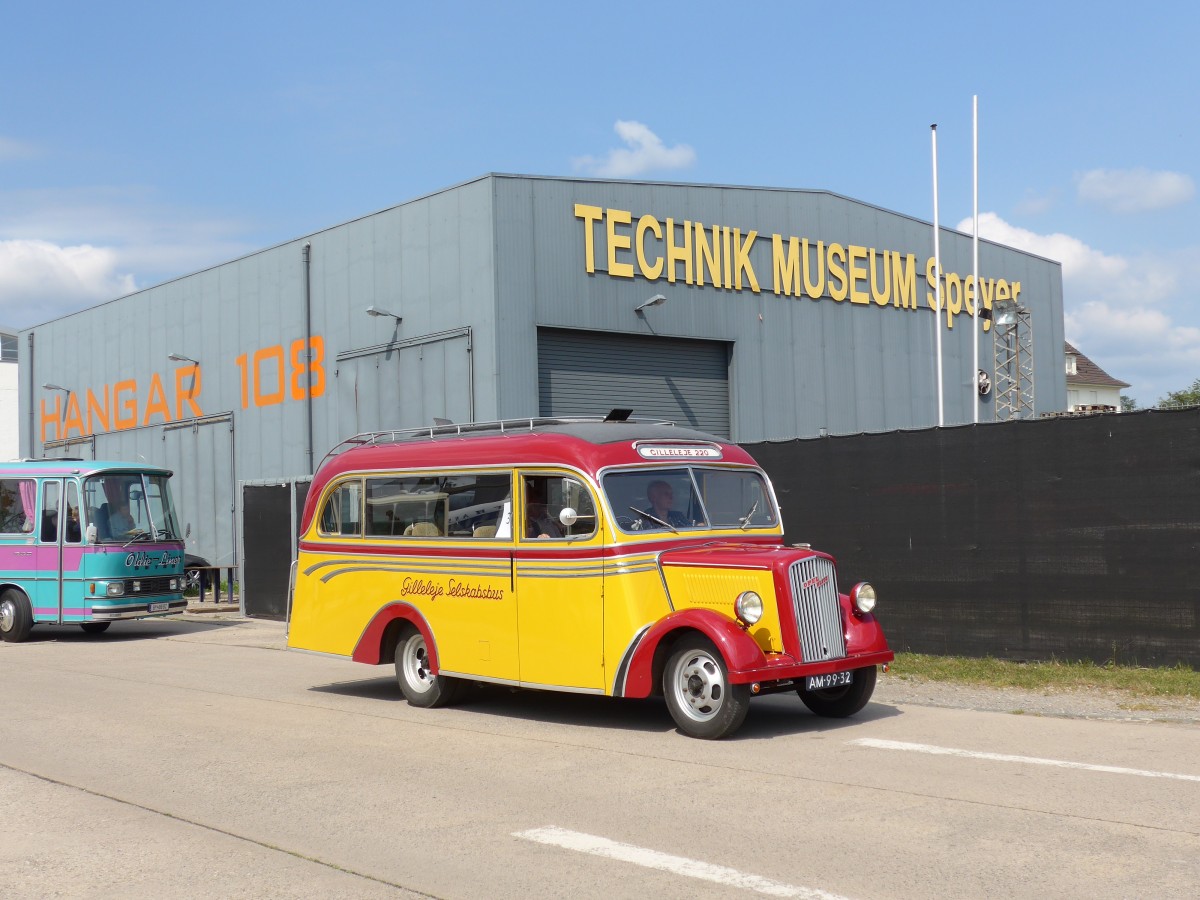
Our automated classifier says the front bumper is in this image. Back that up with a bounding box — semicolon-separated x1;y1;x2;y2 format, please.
728;649;895;685
90;598;189;620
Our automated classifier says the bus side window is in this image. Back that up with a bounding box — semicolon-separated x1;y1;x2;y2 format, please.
319;481;363;537
65;482;82;544
0;478;36;534
40;481;61;543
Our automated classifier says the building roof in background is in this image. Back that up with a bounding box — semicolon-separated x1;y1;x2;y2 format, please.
1065;342;1131;388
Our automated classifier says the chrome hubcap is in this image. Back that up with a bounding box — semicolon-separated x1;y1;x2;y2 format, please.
0;599;13;632
672;649;725;722
403;635;434;693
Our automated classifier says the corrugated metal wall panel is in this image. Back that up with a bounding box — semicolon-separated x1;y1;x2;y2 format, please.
537;328;730;436
161;417;236;569
335;333;472;434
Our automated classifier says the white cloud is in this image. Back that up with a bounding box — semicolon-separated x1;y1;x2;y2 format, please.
573;121;696;178
960;212;1177;306
958;212;1200;404
1076;167;1194;213
0;186;256;328
0;239;137;328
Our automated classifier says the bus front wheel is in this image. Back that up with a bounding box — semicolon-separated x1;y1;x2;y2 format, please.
0;588;33;643
395;628;463;708
663;637;751;739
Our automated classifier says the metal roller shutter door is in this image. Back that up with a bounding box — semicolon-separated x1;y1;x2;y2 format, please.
538;329;730;437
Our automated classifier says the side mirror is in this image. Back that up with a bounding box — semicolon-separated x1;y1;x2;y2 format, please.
86;523;97;543
186;523;192;539
558;507;578;527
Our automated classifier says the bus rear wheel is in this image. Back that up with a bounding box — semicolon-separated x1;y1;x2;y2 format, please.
395;628;463;708
0;588;33;643
80;622;111;634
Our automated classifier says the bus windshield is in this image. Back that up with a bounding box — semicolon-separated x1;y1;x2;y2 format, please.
83;473;182;543
602;466;778;533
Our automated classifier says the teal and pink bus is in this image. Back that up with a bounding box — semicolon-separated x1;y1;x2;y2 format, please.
0;461;188;642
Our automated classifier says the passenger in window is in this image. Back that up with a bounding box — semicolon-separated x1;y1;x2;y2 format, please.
65;507;82;543
643;480;690;528
525;479;563;539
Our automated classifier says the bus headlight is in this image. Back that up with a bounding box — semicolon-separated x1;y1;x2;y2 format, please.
851;582;876;614
105;582;125;597
735;591;764;626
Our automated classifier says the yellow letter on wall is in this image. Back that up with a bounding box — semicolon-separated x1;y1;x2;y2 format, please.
870;249;891;306
574;203;603;274
666;218;694;284
848;245;869;304
828;244;848;302
772;235;801;296
606;208;634;278
636;215;664;280
696;223;722;288
733;229;759;293
803;240;825;299
892;253;917;309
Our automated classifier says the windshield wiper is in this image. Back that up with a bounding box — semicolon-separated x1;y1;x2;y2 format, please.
629;506;678;534
738;499;760;529
122;530;153;547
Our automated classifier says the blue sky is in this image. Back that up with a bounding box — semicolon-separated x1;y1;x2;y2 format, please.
2;1;1196;405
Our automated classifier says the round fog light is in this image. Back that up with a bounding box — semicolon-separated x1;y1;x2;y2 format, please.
735;591;764;626
852;582;877;614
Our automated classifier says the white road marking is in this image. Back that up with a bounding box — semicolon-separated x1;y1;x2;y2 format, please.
851;738;1200;782
514;826;851;899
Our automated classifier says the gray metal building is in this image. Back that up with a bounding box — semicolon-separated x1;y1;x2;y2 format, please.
17;174;1066;572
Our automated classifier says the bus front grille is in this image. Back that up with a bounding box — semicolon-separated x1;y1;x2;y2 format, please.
788;557;846;663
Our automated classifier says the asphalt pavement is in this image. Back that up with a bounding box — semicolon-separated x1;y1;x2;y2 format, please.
3;615;1198;899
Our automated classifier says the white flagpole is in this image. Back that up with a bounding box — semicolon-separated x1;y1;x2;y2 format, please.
973;95;980;424
931;124;944;427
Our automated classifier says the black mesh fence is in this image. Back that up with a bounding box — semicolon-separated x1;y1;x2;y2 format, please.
746;408;1200;667
242;484;292;619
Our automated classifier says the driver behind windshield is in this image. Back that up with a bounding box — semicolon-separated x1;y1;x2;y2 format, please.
642;480;690;528
109;497;135;535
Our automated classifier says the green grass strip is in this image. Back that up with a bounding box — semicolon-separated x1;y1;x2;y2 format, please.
890;653;1200;700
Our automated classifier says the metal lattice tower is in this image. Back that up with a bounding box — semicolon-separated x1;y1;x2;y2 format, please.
993;306;1035;420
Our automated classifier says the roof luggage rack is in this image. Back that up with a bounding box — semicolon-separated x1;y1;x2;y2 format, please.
318;412;677;468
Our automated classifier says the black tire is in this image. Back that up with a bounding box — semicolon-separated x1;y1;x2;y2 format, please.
80;622;111;634
663;637;751;739
394;628;463;708
797;665;878;718
0;588;34;643
184;568;202;592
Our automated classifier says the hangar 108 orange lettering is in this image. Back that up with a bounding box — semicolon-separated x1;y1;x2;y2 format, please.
236;336;325;409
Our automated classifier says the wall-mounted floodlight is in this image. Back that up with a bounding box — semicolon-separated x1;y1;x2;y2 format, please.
167;353;200;364
992;298;1021;327
42;382;71;393
635;294;667;314
366;305;403;322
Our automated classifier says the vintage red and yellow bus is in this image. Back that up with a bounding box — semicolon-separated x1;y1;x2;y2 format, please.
287;417;892;738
